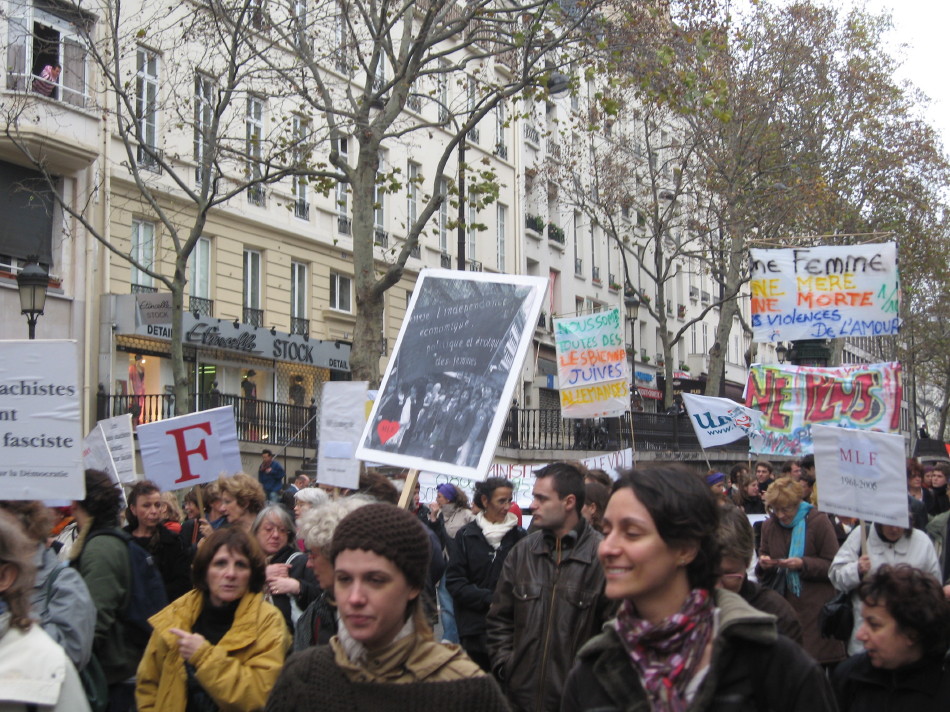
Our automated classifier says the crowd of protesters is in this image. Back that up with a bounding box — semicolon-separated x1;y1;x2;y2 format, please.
2;451;950;711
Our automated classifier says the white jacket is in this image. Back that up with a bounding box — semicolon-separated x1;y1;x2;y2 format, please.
829;526;941;655
0;612;90;712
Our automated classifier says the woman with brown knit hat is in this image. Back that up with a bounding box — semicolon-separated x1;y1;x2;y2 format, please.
266;503;508;710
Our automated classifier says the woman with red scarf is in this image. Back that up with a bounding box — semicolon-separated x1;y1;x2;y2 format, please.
562;466;836;712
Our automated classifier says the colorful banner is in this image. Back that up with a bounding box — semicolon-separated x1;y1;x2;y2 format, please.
418;448;634;509
137;406;242;491
749;243;900;343
554;308;629;418
682;393;763;448
744;362;902;456
813;425;908;528
0;340;84;500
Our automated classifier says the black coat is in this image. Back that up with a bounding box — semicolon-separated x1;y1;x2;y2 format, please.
270;544;319;632
126;524;192;603
445;519;526;641
832;651;950;712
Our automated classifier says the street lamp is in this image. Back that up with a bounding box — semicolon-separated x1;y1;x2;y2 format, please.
624;291;640;361
16;257;49;340
775;342;788;364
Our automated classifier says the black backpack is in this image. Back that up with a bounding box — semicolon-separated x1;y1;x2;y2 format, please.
85;528;169;649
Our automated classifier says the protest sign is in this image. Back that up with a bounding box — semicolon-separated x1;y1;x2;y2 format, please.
418;447;634;509
812;424;908;527
357;270;546;481
744;361;902;456
318;381;368;489
749;243;900;343
554;308;629;418
0;340;83;500
137;406;242;491
93;414;137;484
82;425;118;483
682;393;763;448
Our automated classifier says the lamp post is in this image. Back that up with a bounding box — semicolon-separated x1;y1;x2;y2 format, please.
16;257;49;340
624;291;640;362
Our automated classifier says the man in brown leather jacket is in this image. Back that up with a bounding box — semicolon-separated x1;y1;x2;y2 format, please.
485;462;613;712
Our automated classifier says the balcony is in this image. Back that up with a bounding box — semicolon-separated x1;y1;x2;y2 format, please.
189;296;214;317
467;258;483;272
548;140;562;160
494;143;508;160
294;199;310;220
290;316;309;335
467;127;480;144
547;223;566;244
574;257;583;276
523;124;540;145
701;290;711;305
526;214;545;235
690;285;700;301
440;252;452;268
97;391;318;448
247;185;267;207
131;283;157;294
374;228;389;247
592;266;601;284
243;307;264;327
337;215;352;235
609;274;621;291
407;94;423;112
410;243;421;259
137;145;163;174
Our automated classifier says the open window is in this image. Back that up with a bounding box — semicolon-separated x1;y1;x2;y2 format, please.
6;1;90;107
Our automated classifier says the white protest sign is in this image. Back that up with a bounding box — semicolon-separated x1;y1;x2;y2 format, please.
0;340;84;500
97;414;137;484
682;393;763;449
137;406;242;491
318;381;369;489
812;424;908;527
418;447;634;509
82;425;118;482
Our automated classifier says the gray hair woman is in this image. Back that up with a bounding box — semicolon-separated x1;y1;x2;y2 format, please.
252;504;316;633
293;496;373;650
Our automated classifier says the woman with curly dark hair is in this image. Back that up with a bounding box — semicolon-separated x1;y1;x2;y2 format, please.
832;564;950;711
562;465;835;711
125;480;192;602
136;527;289;711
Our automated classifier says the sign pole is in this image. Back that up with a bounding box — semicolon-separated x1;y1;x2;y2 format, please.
398;470;420;510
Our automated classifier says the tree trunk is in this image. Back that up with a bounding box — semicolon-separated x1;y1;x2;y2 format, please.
350;149;384;387
169;272;191;415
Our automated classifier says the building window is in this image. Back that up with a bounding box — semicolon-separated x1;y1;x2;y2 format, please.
292;115;310;219
246;96;265;204
6;5;88;107
407;161;419;227
494;102;507;159
243;249;261;310
437;178;448;253
131;219;155;288
291;261;307;319
136;48;159;169
194;74;214;183
330;272;351;312
189;236;211;299
467;203;477;260
497;203;506;272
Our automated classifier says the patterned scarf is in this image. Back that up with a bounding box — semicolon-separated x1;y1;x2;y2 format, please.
614;588;715;712
780;500;812;597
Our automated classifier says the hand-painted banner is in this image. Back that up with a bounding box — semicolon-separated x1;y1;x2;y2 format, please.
554;308;629;418
744;362;902;456
418;448;633;507
749;243;900;343
813;424;908;528
682;393;763;448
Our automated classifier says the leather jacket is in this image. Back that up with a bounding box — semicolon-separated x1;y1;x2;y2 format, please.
485;518;612;712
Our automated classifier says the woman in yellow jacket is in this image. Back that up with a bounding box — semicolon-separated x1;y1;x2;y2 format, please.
136;527;290;711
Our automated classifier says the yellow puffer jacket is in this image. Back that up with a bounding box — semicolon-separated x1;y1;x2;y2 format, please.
135;589;290;712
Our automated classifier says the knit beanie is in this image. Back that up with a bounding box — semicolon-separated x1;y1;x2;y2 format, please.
329;503;431;590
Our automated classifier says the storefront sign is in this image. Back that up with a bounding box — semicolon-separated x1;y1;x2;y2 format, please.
137;406;242;491
115;296;351;371
135;293;174;325
0;340;83;500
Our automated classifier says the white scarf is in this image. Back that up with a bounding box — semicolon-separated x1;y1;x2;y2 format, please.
338;613;415;665
476;511;517;549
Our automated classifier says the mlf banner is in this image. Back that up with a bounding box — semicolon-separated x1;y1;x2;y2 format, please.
744;362;902;456
813;424;908;528
749;243;900;343
554;308;629;418
682;393;763;448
